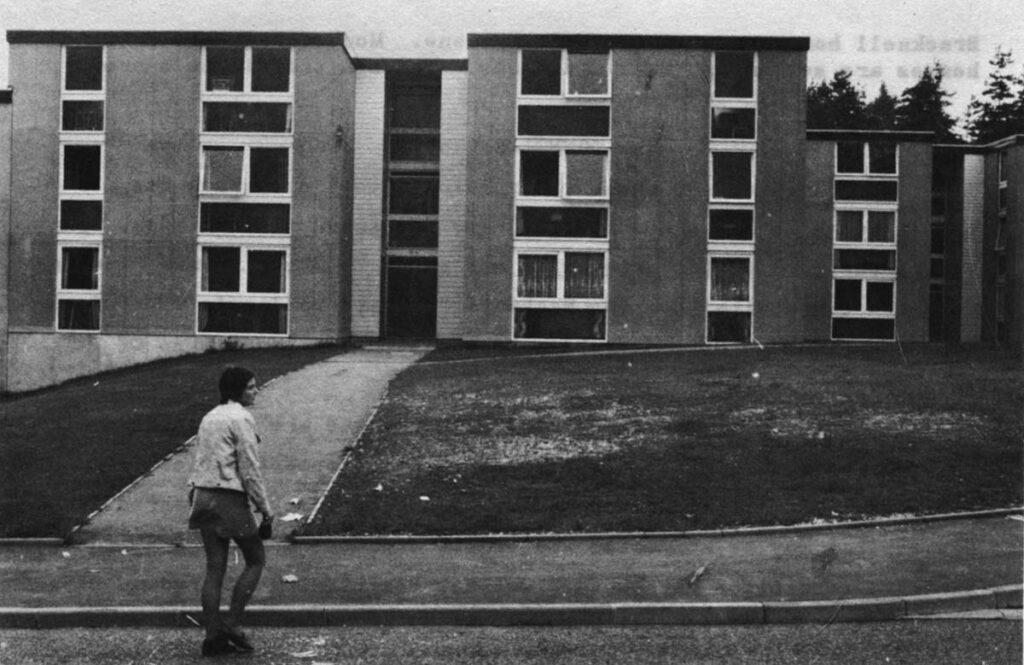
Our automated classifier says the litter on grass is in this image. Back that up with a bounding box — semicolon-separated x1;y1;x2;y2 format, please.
282;574;300;583
280;512;304;522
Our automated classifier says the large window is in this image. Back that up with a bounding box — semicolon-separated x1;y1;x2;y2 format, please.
832;201;898;340
58;46;105;332
198;244;288;335
711;51;756;141
202;46;292;134
836;141;897;175
57;244;101;331
199;46;293;335
710;151;754;201
520;49;610;97
519;149;608;198
706;255;753;343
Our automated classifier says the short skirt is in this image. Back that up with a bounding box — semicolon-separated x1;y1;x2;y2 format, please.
188;487;258;539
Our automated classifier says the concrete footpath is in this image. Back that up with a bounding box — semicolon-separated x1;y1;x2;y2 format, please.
1;346;1021;627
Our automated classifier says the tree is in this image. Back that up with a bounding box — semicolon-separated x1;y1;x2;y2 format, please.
964;48;1024;143
895;63;960;143
864;83;897;130
807;70;867;129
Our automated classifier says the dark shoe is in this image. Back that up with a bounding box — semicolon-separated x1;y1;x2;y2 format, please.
201;634;236;657
221;626;255;653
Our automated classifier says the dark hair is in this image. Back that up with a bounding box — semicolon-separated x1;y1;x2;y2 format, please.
219;366;255;404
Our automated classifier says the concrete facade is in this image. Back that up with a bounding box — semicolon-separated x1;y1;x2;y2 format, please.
1;29;1021;392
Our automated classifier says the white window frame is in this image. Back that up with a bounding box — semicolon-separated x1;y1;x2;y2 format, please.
835;141;899;177
707;253;754;308
513;245;608;306
707;205;755;249
55;241;102;332
202;45;294;96
196;237;291;336
200;142;292;197
833;206;898;248
59;141;104;194
831;275;896;317
517;49;612;100
516;147;610;201
711;50;758;102
61;44;105;94
709;149;756;203
710;51;757;142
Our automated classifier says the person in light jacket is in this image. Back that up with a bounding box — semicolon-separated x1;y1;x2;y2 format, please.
188;365;274;657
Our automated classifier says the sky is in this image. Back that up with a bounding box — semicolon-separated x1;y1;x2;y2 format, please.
1;0;1022;122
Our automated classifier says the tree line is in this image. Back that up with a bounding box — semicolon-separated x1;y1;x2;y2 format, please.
807;47;1024;144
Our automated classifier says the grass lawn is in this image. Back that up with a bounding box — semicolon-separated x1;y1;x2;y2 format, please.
0;344;348;538
302;344;1023;536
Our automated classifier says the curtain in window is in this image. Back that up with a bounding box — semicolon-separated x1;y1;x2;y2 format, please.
564;252;604;298
710;258;750;302
518;255;557;298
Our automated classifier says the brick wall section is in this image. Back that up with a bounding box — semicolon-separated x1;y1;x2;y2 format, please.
7;44;60;331
753;50;811;342
608;49;707;344
802;141;835;340
289;45;352;339
463;47;516;341
104;45;199;334
895;141;932;342
437;70;467;339
961;154;984;342
350;70;385;337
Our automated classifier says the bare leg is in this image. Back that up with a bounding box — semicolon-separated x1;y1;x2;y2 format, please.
199;528;230;637
224;533;265;630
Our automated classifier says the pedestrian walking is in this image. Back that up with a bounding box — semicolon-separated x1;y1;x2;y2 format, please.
187;365;274;657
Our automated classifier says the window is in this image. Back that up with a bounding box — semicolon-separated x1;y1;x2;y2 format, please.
836;141;897;175
59;46;105;332
998;150;1008;212
709;256;751;303
203;47;292;134
708;208;754;242
833;208;896;271
518;105;610;137
713;51;754;99
711;151;754;201
519;149;608;199
514;308;605;340
57;245;101;331
516;207;607;239
201;146;290;194
199;47;293;335
198;244;288;334
64;46;103;91
206;46;290;93
519;50;610;97
62;100;104;132
62;144;102;191
711;107;755;140
707;255;753;343
517;251;605;300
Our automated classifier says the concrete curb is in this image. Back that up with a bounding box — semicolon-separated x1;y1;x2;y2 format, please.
1;585;1019;629
291;507;1024;545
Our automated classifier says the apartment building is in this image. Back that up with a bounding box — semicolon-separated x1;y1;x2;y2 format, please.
0;30;1018;391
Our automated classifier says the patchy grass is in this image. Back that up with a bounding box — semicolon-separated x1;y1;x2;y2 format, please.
0;344;348;538
303;344;1024;536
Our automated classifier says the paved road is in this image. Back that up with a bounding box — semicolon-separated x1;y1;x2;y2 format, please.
1;621;1020;664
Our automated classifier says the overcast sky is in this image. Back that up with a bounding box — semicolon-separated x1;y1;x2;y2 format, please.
1;0;1023;120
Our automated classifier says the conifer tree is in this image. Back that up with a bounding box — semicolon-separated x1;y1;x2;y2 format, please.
806;70;867;129
865;83;897;130
895;63;960;143
964;48;1024;143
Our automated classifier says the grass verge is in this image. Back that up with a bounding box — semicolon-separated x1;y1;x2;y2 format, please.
303;344;1023;536
0;344;348;538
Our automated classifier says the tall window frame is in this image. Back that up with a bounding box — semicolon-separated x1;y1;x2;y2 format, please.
198;45;294;336
707;51;757;344
518;49;612;99
58;45;105;332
